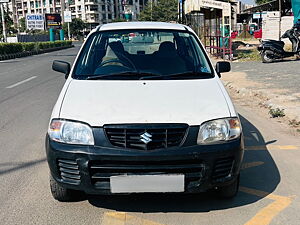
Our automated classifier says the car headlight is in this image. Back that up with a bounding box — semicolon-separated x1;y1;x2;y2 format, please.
197;118;241;144
48;119;94;145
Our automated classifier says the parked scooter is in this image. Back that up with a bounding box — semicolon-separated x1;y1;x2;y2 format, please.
257;25;300;63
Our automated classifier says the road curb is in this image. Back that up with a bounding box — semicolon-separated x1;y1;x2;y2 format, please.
0;45;74;61
223;80;300;122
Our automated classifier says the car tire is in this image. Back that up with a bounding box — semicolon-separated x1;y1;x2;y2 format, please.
217;174;240;199
50;175;76;202
261;50;274;63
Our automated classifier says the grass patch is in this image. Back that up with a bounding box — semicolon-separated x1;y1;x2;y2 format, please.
235;48;261;61
0;40;72;55
289;119;300;127
234;37;256;42
269;108;285;118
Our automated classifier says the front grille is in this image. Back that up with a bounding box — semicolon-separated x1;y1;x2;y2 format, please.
58;159;80;185
212;157;234;182
89;159;204;190
104;124;188;150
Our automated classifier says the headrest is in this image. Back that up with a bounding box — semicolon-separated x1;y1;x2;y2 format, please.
158;41;177;57
109;41;125;53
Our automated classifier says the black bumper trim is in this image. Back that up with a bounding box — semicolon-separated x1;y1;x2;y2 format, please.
46;134;244;195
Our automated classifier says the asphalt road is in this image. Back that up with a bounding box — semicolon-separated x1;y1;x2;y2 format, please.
231;60;300;100
1;44;300;225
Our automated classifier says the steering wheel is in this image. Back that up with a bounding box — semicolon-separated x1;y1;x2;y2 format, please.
99;54;136;71
99;58;127;67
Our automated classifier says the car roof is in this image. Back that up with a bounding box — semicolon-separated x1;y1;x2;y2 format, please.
97;22;188;32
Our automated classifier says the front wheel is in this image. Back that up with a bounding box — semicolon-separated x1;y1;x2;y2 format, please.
50;175;80;202
261;50;274;63
217;174;240;199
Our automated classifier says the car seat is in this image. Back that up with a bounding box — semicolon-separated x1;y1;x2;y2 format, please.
155;41;187;74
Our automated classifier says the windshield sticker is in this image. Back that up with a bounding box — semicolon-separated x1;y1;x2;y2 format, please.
200;67;209;73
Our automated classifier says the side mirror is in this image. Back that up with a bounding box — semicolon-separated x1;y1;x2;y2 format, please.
52;60;71;79
215;61;231;77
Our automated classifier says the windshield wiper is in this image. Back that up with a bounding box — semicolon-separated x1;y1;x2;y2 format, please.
139;71;212;80
86;72;158;80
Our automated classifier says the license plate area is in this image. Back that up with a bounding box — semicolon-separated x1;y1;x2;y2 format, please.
110;174;184;193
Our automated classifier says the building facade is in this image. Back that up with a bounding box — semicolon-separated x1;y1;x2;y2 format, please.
8;0;141;31
184;0;232;38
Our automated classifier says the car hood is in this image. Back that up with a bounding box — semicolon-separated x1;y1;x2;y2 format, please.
59;79;231;126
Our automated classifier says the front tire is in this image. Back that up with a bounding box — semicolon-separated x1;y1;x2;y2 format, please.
50;175;77;202
261;50;274;63
217;174;240;198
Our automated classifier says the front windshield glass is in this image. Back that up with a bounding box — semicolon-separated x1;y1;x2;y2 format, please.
73;29;213;80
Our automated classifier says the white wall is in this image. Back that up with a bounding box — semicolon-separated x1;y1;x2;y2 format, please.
262;12;294;40
7;37;18;43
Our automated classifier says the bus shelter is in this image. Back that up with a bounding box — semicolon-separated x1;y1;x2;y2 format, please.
184;0;232;59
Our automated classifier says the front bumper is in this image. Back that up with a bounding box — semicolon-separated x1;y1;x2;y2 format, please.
46;134;244;195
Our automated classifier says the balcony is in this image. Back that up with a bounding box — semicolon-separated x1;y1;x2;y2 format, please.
86;10;98;14
86;18;99;23
89;6;99;11
85;0;99;4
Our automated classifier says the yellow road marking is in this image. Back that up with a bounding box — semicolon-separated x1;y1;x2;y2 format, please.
241;186;293;225
102;187;294;225
276;145;298;150
102;212;127;225
139;218;165;225
102;161;293;225
241;161;265;170
245;145;299;151
102;211;165;225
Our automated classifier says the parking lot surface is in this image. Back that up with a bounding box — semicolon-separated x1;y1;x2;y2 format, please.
231;60;300;100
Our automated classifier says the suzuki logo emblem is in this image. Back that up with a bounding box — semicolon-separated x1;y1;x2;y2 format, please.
140;132;152;144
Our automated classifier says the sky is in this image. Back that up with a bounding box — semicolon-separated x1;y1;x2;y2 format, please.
241;0;256;5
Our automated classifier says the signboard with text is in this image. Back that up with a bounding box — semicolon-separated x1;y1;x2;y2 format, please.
185;0;231;18
26;14;44;30
45;13;62;29
253;12;266;19
63;11;72;23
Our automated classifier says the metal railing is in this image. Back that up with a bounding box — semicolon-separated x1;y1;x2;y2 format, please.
204;35;233;60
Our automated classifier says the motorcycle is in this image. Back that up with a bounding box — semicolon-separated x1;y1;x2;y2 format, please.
257;26;300;63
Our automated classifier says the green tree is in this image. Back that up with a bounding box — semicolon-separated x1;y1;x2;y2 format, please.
139;0;178;22
62;18;86;39
112;18;126;22
0;7;16;37
19;17;26;32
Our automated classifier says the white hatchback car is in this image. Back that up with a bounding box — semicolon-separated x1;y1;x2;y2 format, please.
47;22;244;201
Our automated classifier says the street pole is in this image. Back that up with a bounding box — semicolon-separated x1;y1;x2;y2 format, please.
182;0;185;24
150;0;152;21
66;1;71;40
61;0;65;23
115;0;119;19
178;0;182;23
278;0;282;40
67;22;70;40
0;3;7;42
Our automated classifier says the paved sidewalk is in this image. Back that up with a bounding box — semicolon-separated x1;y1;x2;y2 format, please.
221;60;300;122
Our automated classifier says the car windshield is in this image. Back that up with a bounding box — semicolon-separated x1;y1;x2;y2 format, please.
73;29;213;80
